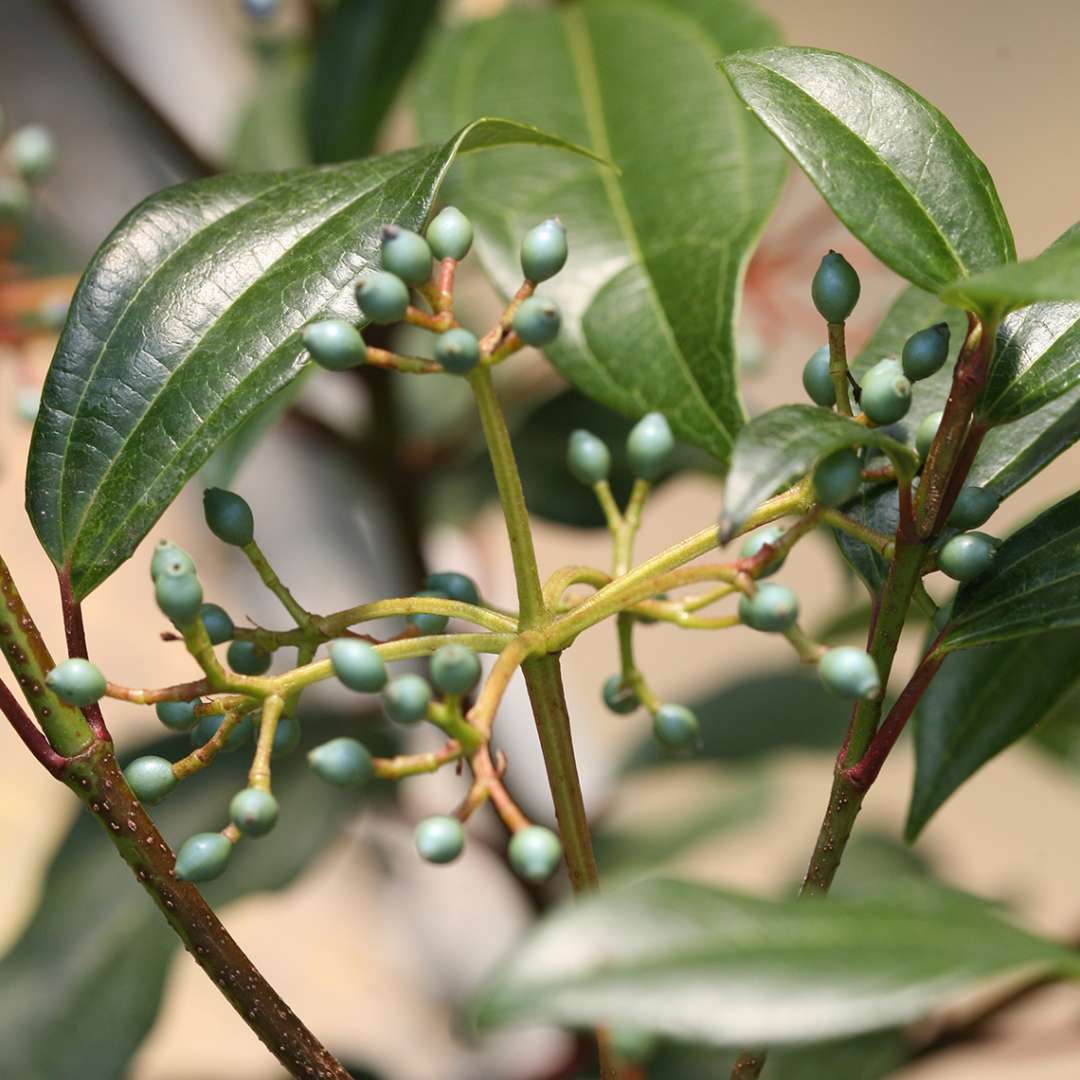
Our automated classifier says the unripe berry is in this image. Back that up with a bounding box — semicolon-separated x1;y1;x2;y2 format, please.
270;714;301;757
203;487;254;546
6;124;54;181
330;638;387;692
227;639;272;675
860;359;912;425
45;658;107;706
738;583;799;633
430;644;481;695
426;206;473;261
382;674;432;724
302;319;367;371
123;756;177;804
567;429;611;486
380;224;432;285
191;713;253;753
175;833;232;883
739;525;786;579
308;737;374;788
902;323;951;381
156;699;198;731
512;296;561;346
424;571;480;607
229;787;279;838
811;250;860;323
520;217;567;282
802;345;836;407
407;590;450;635
199;602;234;645
652;703;700;750
916;410;944;461
355;271;409;324
938;532;998;582
813;448;862;508
155;564;203;627
434;327;480;374
602;674;639;715
627;412;674;480
14;387;40;422
818;647;881;700
415;814;465;865
150;539;195;582
948;485;999;530
508;825;562;882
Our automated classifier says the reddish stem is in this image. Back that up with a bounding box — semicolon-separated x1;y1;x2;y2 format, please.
0;676;66;777
58;568;110;741
932;421;990;534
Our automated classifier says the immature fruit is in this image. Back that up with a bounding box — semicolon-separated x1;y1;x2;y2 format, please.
426;206;473;261
175;833;232;883
415;815;465;865
652;703;700;750
271;714;301;757
434;327;480;374
811;250;860;323
227;640;272;675
567;429;611;486
916;410;944;461
229;787;279;838
155;564;203;626
902;322;951;381
938;532;998;582
355;270;409;324
199;603;234;645
520;217;567;282
45;658;106;706
382;674;432;724
381;224;432;285
627;412;674;480
330;638;387;692
802;345;836;407
407;590;450;635
739;525;786;579
860;359;912;425
308;737;374;788
302;319;367;371
813;448;862;508
150;539;195;582
430;644;481;695
738;583;799;633
512;296;561;346
191;713;253;753
602;674;639;715
156;699;198;731
14;387;40;422
508;825;562;882
424;571;480;607
6;124;54;180
948;485;999;530
123;756;177;804
818;647;881;700
203;487;255;546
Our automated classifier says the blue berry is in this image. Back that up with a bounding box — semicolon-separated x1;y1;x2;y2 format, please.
520;218;567;282
415;815;465;865
227;640;272;675
330;638;387;692
860;359;912;425
813;448;862;508
811;250;860;323
902;323;951;381
738;583;799;633
916;410;944;461
191;713;253;753
150;540;195;582
199;603;234;645
739;525;786;578
426;206;473;261
948;486;999;530
308;737;374;788
155;564;203;627
229;787;279;838
270;714;301;757
430;644;481;695
435;327;480;374
203;487;254;547
818;647;881;700
123;756;177;804
45;658;106;707
938;532;998;582
302;319;367;371
407;590;450;635
424;571;480;607
512;296;561;346
508;825;562;882
602;674;639;715
627;412;674;480
156;699;198;731
355;271;409;324
567;429;611;486
652;703;700;750
802;345;836;407
6;124;54;181
175;833;232;883
381;224;432;285
382;674;432;724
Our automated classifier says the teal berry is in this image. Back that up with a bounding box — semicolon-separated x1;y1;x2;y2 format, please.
512;296;561;346
382;674;432;724
430;644;481;695
818;647;881;701
739;525;786;579
902;322;951;381
191;713;253;753
508;825;562;882
13;387;40;422
203;487;255;546
567;429;611;486
302;319;367;371
6;124;54;181
627;411;674;481
811;250;861;323
738;583;800;633
407;590;450;635
155;564;203;626
150;539;195;582
426;206;473;261
199;603;234;645
602;674;639;715
380;224;432;285
355;270;409;324
156;699;198;731
175;833;232;883
227;640;273;675
652;703;700;751
415;815;465;865
916;409;944;461
308;737;374;788
46;659;107;706
0;176;29;222
813;448;863;508
424;571;480;607
802;345;836;407
860;359;912;425
270;714;301;757
229;788;279;838
948;485;999;530
330;638;387;692
434;327;480;374
520;217;568;282
938;531;998;583
124;756;177;805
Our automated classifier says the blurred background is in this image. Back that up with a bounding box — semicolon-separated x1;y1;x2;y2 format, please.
3;1;1080;1078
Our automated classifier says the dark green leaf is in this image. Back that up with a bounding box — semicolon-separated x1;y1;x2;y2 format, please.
415;0;787;467
720;47;1014;297
1029;677;1080;768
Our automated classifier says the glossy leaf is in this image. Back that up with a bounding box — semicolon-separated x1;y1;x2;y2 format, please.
415;0;787;466
720;47;1014;296
26;119;594;599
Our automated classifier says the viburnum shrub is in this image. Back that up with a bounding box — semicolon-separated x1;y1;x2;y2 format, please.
7;5;1080;1079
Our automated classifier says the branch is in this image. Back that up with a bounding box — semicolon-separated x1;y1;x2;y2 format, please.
0;676;65;777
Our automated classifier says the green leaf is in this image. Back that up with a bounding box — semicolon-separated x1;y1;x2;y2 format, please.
472;878;1074;1045
1029;677;1080;769
27;118;594;599
906;629;1080;841
414;0;787;467
720;47;1014;296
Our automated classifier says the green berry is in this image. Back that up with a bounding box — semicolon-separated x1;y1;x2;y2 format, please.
802;345;836;407
175;833;232;883
14;387;40;422
270;714;301;757
567;429;611;486
739;525;786;579
227;640;272;675
302;319;366;371
902;323;951;381
738;583;800;633
203;487;254;546
45;657;107;706
938;532;998;582
811;250;860;323
426;206;473;261
229;788;279;838
155;565;203;626
508;825;562;882
813;448;862;508
602;674;639;715
150;540;195;582
355;270;409;324
424;571;480;607
123;756;177;804
199;603;234;645
627;411;674;480
512;296;561;346
916;410;944;461
191;713;253;753
520;217;567;282
818;647;881;700
652;703;700;751
380;224;432;285
430;644;481;695
407;590;450;635
0;176;29;222
382;674;432;724
415;815;465;865
6;124;54;181
948;485;999;530
156;699;198;731
308;737;374;788
860;359;912;425
330;638;387;692
434;327;480;374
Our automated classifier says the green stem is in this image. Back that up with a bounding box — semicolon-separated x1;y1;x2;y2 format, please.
828;321;853;416
242;539;313;629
